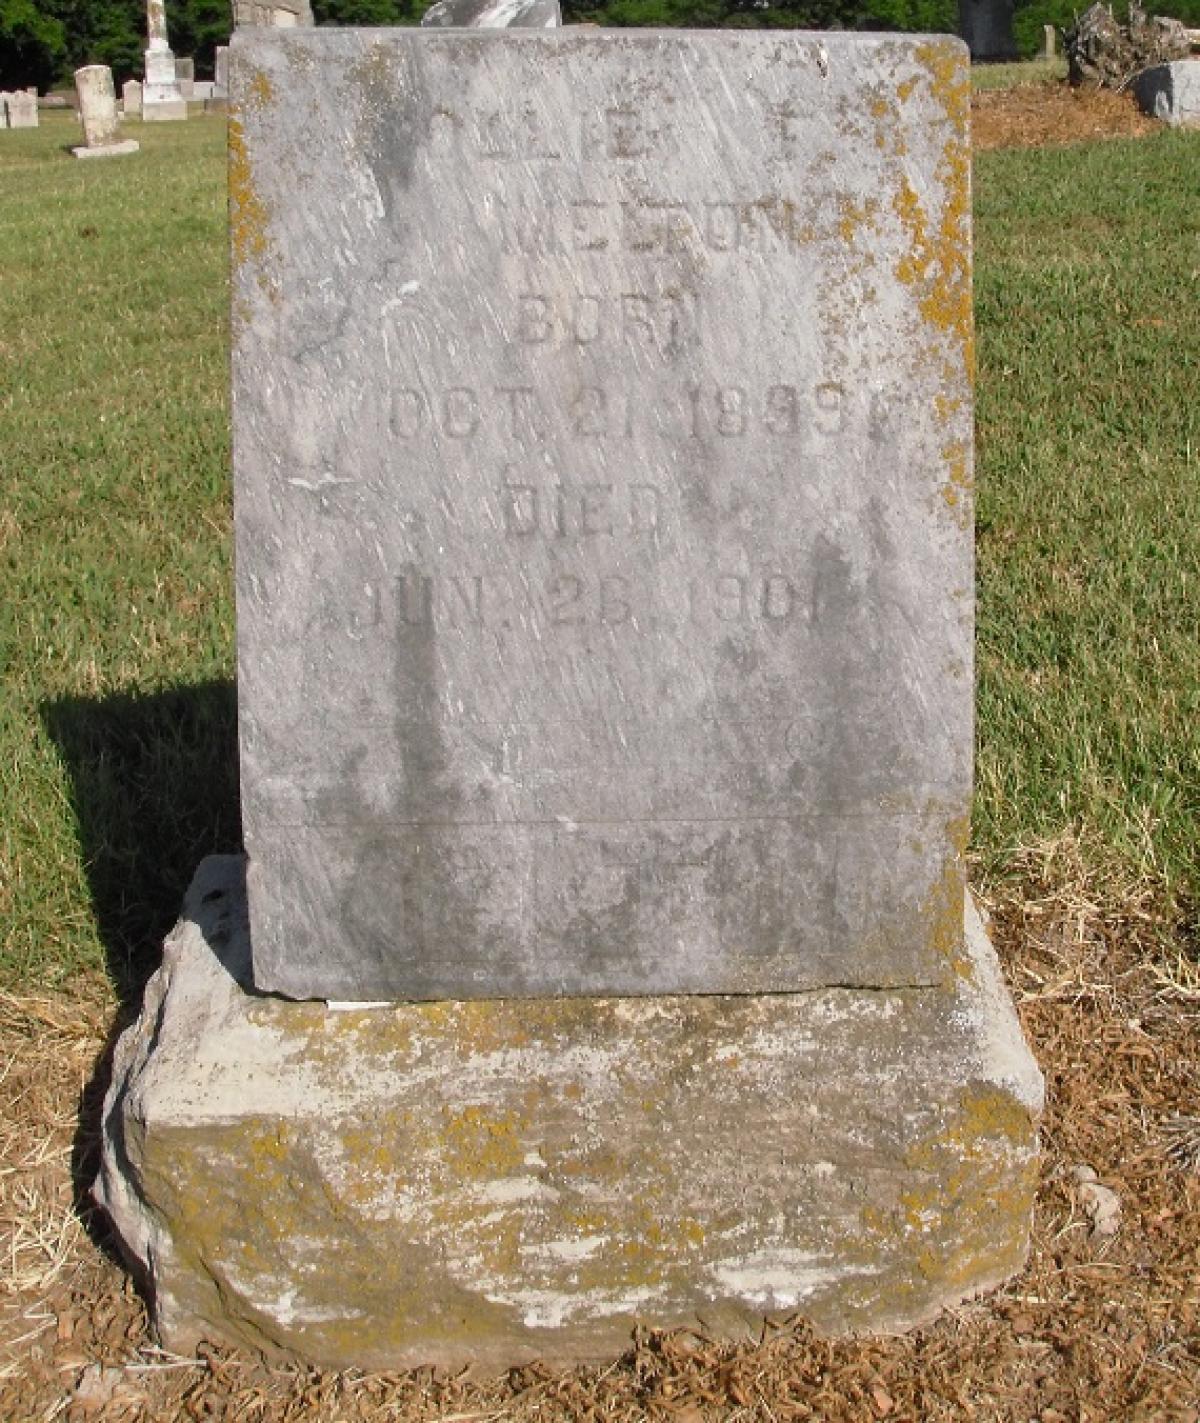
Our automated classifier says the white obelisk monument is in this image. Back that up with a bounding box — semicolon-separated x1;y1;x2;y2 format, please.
142;0;186;121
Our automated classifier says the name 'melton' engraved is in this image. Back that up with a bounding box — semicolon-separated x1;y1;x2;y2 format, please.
232;29;976;1001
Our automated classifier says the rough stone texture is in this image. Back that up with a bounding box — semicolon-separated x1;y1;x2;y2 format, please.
3;90;38;127
214;45;229;96
422;0;563;27
231;30;976;1004
1134;58;1200;125
122;79;142;116
73;138;140;158
74;65;122;148
95;855;1042;1371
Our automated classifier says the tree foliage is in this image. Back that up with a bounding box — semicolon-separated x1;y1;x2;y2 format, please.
3;0;1198;102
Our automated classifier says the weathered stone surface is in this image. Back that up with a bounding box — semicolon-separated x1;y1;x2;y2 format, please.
122;79;143;116
214;45;229;95
95;855;1042;1371
176;55;196;99
75;65;119;146
231;30;976;1003
73;138;141;158
4;90;38;127
421;0;562;27
1134;58;1200;125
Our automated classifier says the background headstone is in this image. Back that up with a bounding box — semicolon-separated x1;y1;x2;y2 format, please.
143;0;187;120
233;29;977;1003
1134;57;1200;124
421;0;561;26
213;44;229;95
232;0;313;25
122;78;143;116
176;55;195;98
6;91;38;127
73;65;139;157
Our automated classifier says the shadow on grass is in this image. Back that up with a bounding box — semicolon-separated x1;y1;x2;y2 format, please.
42;679;242;1009
42;680;242;1274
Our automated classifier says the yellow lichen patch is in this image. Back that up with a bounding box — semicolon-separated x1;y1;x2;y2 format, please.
892;44;974;386
440;1104;525;1179
228;118;273;282
838;195;880;246
934;393;962;426
940;439;973;526
921;815;972;982
243;70;274;114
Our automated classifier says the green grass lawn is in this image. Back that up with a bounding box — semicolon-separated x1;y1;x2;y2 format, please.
1;109;1196;996
971;56;1068;90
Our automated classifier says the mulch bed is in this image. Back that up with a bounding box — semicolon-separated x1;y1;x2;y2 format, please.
972;81;1162;151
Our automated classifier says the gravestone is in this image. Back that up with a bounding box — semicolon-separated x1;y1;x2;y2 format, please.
1134;58;1200;125
95;28;1042;1371
234;32;976;1004
213;44;229;95
143;0;186;120
72;66;139;157
122;78;143;116
2;90;37;126
176;55;195;99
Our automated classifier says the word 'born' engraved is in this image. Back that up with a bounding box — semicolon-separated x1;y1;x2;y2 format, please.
501;481;662;539
516;291;700;353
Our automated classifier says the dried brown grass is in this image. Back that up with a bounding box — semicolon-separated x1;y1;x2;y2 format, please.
2;833;1198;1422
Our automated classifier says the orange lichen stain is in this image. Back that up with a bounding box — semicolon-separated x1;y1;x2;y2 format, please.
934;393;961;421
893;43;974;386
244;70;274;113
940;439;973;523
228;118;272;279
838;195;880;246
897;76;919;103
440;1105;525;1178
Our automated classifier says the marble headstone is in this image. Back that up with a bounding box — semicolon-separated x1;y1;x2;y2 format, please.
5;90;38;127
73;65;139;155
231;30;975;1002
123;78;143;116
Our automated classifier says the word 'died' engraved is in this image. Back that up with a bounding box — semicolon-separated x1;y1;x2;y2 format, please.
500;480;661;539
516;291;700;355
491;196;814;258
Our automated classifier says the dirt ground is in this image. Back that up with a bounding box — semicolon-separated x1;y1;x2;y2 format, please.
3;84;1192;1423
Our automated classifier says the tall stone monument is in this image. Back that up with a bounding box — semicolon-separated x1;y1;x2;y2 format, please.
96;29;1043;1370
72;66;139;157
142;0;186;121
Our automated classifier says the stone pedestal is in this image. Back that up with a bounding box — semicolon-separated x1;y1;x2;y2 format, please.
95;857;1042;1371
143;44;186;121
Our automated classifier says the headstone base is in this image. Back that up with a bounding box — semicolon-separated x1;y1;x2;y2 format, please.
72;139;140;159
142;98;187;122
95;856;1042;1372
